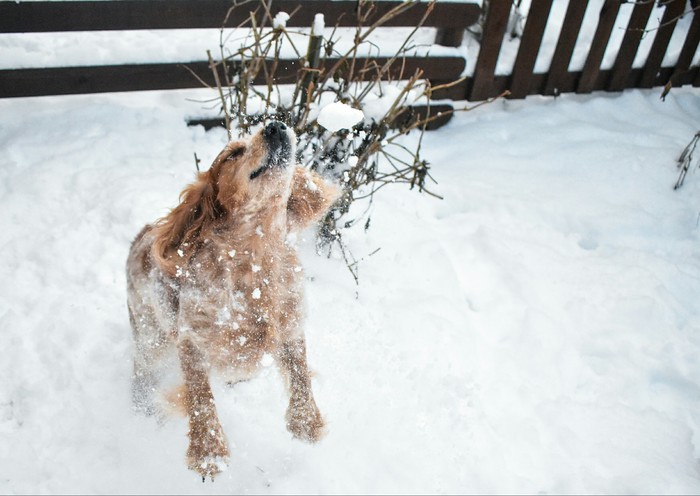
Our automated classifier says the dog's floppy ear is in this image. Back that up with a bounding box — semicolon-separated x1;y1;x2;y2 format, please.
287;167;340;232
152;170;222;277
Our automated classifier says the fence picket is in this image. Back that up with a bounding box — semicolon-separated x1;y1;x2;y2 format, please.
640;0;686;89
509;0;554;98
544;0;589;96
608;1;655;91
670;7;700;87
469;0;511;101
577;0;622;94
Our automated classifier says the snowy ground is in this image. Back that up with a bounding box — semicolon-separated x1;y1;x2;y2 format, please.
1;86;700;494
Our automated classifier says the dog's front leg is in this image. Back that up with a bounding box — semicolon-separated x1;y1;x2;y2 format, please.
278;339;325;442
178;338;229;480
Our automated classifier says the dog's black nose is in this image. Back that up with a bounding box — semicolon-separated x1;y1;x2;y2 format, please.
263;121;289;158
264;121;287;139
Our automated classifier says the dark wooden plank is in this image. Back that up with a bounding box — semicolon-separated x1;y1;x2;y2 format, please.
509;0;554;99
544;0;590;96
435;28;465;48
640;0;686;88
670;5;700;84
0;0;481;32
577;0;622;94
469;0;512;101
608;0;655;91
0;56;465;98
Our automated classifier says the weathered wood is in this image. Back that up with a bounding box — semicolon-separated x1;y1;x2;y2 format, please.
435;28;465;48
608;0;655;92
0;0;481;32
509;0;554;99
670;4;700;85
0;56;466;98
577;0;622;94
639;0;686;88
544;0;590;96
469;0;511;101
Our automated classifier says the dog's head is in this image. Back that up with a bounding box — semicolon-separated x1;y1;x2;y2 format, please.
151;122;297;272
212;121;296;209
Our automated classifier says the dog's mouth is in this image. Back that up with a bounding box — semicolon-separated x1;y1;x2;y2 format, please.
249;121;294;180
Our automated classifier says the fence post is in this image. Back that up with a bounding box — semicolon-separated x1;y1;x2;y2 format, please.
639;0;686;89
544;0;589;96
669;3;700;89
577;0;621;94
435;27;464;47
469;0;511;101
608;1;654;91
509;0;554;99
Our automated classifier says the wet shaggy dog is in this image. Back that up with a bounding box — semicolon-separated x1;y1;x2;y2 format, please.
126;122;339;480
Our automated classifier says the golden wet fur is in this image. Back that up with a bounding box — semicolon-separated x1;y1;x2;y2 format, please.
126;123;339;480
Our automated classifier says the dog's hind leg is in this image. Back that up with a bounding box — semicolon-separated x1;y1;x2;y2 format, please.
277;338;325;443
178;338;229;480
129;306;161;416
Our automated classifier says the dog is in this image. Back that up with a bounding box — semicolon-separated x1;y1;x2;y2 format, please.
126;121;339;480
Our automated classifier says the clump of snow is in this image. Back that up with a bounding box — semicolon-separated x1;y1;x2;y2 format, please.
272;11;290;30
251;288;261;300
312;14;325;36
317;101;364;132
260;354;274;367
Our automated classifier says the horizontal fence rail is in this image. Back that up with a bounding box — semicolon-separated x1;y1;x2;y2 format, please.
0;56;465;99
0;0;479;33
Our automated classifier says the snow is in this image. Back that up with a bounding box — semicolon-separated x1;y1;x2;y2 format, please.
312;14;325;37
0;86;699;494
317;101;365;132
272;12;290;30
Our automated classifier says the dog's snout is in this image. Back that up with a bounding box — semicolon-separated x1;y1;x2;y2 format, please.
265;121;287;136
264;121;288;147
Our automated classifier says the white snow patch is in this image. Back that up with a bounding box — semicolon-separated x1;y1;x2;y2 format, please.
1;87;699;495
312;14;325;36
260;353;274;367
251;288;261;300
317;102;364;132
273;12;290;30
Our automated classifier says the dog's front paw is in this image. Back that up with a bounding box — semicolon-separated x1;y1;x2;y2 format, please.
188;454;229;482
286;399;325;443
186;426;230;481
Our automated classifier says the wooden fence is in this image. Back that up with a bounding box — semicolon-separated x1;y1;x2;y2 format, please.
0;0;698;105
463;0;700;101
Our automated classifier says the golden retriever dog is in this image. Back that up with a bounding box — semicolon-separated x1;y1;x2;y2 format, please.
126;121;339;480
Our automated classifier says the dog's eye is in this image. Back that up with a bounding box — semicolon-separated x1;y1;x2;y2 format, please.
226;147;245;161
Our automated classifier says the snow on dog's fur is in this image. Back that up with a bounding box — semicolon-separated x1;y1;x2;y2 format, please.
126;122;339;480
